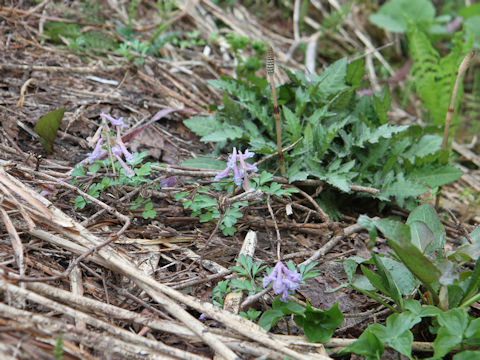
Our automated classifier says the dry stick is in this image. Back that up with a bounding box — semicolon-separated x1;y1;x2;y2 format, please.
266;194;282;260
436;50;475;209
267;46;286;176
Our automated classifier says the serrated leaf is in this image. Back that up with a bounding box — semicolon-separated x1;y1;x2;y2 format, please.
180;157;227;170
183;116;221;137
314;57;349;96
381;179;428;206
34;108;65;154
200;126;244;142
403;134;442;161
408;164;463;188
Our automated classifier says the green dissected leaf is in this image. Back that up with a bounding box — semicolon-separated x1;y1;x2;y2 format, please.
180;157;227;170
406;204;445;254
434;308;469;358
313;57;348;97
402;134;442;161
381;179;428;206
183;116;221;137
369;0;435;33
408;164;463;188
372;87;390;125
346;58;365;87
201;125;244;142
34;108;65;154
283;106;302;141
294;302;343;343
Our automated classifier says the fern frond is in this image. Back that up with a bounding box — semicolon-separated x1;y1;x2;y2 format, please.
408;28;473;128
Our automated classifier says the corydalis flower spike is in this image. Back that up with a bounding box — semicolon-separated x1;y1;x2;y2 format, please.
100;113;125;127
263;261;302;302
214;148;258;189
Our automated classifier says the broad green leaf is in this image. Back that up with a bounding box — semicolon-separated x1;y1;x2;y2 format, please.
407;204;445;254
34;108;65;154
340;328;384;359
465;318;480;346
258;309;284;331
180;157;227;170
461;258;480;305
294;302;344;343
374;219;441;287
408;220;434;253
454;351;480;360
434;308;469;358
372;254;404;308
369;0;435;33
369;311;420;358
381;257;418;296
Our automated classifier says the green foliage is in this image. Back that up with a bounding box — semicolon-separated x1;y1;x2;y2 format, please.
184;58;463;211
44;22;116;53
340;299;480;359
71;153;162;222
258;298;343;343
351;204;480;312
53;332;64;360
408;28;473;128
34;108;65;154
369;0;435;33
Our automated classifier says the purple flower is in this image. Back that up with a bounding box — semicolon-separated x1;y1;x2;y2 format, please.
100;113;125;127
214;147;258;188
263;261;302;302
112;146;135;177
87;138;104;163
160;176;176;187
115;133;136;163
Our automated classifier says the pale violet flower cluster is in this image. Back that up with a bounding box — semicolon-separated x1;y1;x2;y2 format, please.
263;261;303;302
87;113;135;177
214;147;258;189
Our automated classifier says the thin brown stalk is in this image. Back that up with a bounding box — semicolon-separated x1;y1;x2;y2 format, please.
267;46;286;175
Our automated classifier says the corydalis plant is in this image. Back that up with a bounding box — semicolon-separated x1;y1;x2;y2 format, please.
214;147;258;190
87;113;136;177
263;261;303;302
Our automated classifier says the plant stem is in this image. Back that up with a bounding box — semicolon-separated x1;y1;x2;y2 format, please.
436;50;474;209
267;46;286;176
441;50;475;150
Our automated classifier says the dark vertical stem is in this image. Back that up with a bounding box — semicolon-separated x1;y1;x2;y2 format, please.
267;46;286;176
